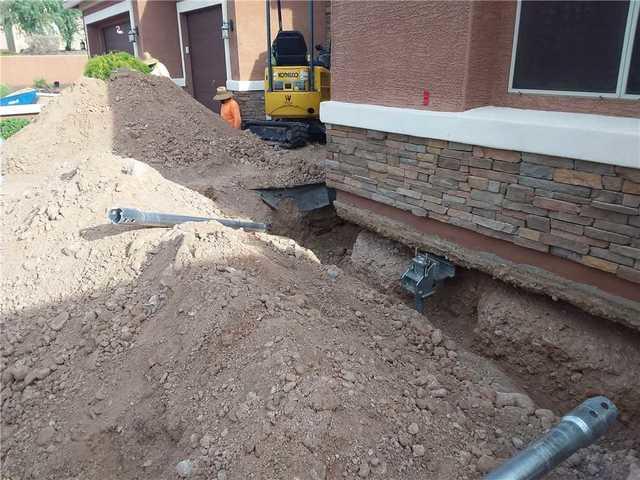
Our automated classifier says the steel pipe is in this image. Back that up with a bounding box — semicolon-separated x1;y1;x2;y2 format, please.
485;396;618;480
108;207;269;232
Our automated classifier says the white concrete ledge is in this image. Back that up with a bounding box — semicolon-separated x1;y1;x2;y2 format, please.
320;102;640;169
0;104;42;116
226;80;264;92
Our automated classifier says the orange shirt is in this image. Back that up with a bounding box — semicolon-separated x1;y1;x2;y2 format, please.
220;98;241;129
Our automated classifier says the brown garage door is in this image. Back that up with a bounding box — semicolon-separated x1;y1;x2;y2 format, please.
102;19;134;55
186;6;227;112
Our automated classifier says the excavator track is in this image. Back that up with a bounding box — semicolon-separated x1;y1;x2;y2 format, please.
245;120;310;149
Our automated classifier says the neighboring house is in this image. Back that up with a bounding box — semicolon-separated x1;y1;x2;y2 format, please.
320;1;640;324
65;0;328;115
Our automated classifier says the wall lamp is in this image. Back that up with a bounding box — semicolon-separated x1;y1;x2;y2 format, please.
127;26;138;44
221;20;234;39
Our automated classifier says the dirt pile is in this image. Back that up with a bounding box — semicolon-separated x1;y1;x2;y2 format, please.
109;71;326;188
1;72;638;479
2;77;113;174
2;70;324;187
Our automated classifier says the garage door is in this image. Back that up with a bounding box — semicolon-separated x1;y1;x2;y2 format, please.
186;6;227;112
102;19;134;55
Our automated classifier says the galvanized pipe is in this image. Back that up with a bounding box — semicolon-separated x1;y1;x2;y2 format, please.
108;207;269;232
485;396;618;480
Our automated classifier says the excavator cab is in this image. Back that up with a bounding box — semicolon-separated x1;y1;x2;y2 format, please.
244;0;330;148
272;30;308;66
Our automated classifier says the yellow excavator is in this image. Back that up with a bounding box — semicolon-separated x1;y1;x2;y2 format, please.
245;0;331;148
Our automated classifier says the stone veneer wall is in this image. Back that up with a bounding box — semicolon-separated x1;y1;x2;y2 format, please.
234;90;265;123
325;124;640;285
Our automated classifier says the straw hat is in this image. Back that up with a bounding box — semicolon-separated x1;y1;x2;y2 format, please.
213;86;233;101
142;51;159;66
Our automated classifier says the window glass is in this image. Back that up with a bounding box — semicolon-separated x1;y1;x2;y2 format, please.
513;1;630;93
626;19;640;94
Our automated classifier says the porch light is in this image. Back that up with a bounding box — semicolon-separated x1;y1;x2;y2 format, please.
221;20;234;39
127;26;138;44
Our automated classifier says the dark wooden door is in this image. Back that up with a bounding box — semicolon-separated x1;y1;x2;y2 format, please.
186;6;226;112
102;20;134;55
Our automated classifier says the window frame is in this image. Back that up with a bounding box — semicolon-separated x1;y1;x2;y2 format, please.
508;0;640;100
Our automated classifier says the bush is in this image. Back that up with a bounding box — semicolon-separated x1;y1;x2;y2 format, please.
33;78;49;89
0;118;30;140
0;84;10;98
84;52;150;81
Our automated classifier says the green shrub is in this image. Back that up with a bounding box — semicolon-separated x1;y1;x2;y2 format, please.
33;78;49;89
0;84;10;98
0;118;30;140
84;52;150;81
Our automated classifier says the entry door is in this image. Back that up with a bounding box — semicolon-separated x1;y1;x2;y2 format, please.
186;6;227;112
102;20;134;55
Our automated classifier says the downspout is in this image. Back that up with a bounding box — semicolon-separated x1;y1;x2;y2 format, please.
266;0;273;92
308;0;314;92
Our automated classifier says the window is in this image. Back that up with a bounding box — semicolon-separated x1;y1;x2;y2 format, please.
509;1;640;98
626;12;640;94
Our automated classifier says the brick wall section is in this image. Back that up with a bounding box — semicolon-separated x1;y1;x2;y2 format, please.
234;90;264;122
325;124;640;285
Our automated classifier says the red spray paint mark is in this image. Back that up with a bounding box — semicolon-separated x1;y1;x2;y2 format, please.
423;90;430;106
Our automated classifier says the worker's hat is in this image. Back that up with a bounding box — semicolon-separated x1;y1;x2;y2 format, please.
142;51;159;66
213;86;234;101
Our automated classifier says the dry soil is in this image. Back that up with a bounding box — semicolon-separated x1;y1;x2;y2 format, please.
1;71;638;480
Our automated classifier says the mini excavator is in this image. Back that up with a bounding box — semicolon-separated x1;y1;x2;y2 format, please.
245;0;330;148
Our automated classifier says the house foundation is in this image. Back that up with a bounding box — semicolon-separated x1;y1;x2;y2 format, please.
325;124;640;327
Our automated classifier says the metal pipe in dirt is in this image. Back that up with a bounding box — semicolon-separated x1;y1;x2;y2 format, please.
108;208;269;231
485;396;618;480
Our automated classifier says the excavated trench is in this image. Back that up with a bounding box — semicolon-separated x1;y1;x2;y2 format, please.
279;205;640;449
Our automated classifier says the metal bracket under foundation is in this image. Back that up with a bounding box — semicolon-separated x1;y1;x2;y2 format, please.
401;252;455;312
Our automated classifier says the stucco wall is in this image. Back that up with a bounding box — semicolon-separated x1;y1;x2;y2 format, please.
134;0;182;78
229;0;327;81
0;54;88;87
331;0;639;117
331;1;471;111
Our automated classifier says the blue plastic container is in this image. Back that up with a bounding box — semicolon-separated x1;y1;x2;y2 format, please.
0;89;39;107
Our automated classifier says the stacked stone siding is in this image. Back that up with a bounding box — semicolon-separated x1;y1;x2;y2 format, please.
325;124;640;285
234;90;265;123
